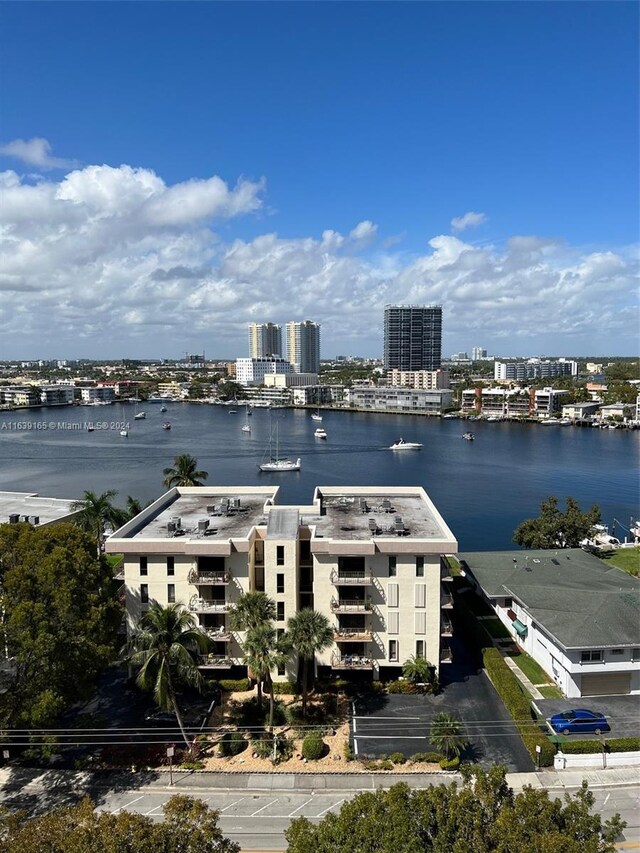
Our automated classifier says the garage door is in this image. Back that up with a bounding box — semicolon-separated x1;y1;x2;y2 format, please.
581;673;631;696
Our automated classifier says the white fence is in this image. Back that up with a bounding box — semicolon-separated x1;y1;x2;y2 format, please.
554;750;640;770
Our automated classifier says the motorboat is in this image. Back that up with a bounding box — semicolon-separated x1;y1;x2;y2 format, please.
314;428;327;439
134;411;146;420
259;420;301;472
120;429;128;437
241;404;251;432
160;404;167;413
241;423;251;433
389;438;422;450
162;421;171;430
148;395;171;403
462;432;475;441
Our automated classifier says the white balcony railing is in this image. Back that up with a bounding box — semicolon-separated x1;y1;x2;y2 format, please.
330;597;372;613
331;654;373;670
188;569;231;585
330;570;373;586
189;595;230;614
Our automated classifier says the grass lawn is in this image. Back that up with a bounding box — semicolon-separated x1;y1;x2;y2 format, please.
105;553;124;570
538;685;564;699
599;547;640;577
444;555;462;577
482;618;513;640
511;651;553;686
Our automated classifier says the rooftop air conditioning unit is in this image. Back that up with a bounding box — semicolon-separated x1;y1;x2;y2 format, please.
198;519;209;533
206;505;216;514
8;514;19;524
31;516;40;525
167;521;176;534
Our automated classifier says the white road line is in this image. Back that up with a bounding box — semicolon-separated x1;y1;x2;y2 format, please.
352;715;421;720
113;796;144;813
353;734;427;739
354;737;359;755
250;798;278;816
144;805;164;816
220;797;245;812
604;793;611;806
353;716;357;733
317;798;345;817
288;797;313;817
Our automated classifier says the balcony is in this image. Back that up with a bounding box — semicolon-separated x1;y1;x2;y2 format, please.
331;653;373;670
330;597;372;613
199;627;233;642
440;617;453;637
198;654;234;669
188;569;231;585
189;595;231;614
334;629;373;643
441;589;454;610
440;644;453;664
330;569;373;586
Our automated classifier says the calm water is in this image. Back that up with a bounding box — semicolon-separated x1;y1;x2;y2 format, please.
0;403;638;551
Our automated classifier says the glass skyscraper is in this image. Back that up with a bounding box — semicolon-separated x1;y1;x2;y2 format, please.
383;305;442;371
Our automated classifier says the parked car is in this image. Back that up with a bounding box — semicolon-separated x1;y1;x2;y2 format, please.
547;709;610;735
144;709;204;728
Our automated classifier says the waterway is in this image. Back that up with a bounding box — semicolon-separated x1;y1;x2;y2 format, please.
0;403;637;551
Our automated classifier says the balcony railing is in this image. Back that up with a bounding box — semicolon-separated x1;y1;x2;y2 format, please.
188;569;231;585
330;597;372;613
441;590;454;609
199;627;233;642
334;629;373;643
440;618;453;637
198;654;234;668
331;654;373;670
440;645;453;664
189;595;231;614
330;570;373;586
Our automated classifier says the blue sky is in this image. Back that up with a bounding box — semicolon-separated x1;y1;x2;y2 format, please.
0;1;638;359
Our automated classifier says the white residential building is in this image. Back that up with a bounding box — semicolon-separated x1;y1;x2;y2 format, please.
347;386;452;414
286;320;321;374
534;387;570;418
0;491;80;527
235;358;294;387
494;360;578;382
38;385;75;406
561;401;601;420
106;486;458;682
248;323;283;359
386;369;450;390
80;386;116;403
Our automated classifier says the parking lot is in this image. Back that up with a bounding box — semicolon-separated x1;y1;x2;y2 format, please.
352;634;534;772
533;695;640;740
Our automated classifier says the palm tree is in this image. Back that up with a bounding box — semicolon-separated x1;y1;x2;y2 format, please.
242;624;292;729
402;654;434;687
124;602;210;749
125;496;144;519
287;609;333;717
429;712;466;759
230;592;276;704
162;454;208;488
71;489;127;555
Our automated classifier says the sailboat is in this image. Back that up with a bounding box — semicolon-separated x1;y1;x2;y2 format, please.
259;420;301;472
133;394;146;420
311;406;323;421
241;404;251;432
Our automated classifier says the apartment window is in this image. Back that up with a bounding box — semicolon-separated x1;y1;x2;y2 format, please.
415;611;426;634
167;556;175;576
416;640;425;658
277;663;286;676
277;573;285;594
167;584;175;603
633;649;640;662
277;602;285;621
140;556;148;576
580;650;602;662
388;556;397;577
276;545;285;566
389;640;398;662
140;583;149;604
414;584;426;608
416;556;424;577
610;649;623;656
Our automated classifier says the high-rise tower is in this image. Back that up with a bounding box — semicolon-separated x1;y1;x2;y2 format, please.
248;323;283;359
383;305;442;371
286;320;320;373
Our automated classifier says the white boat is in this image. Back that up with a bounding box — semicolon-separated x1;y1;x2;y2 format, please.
160;404;167;413
259;421;301;472
148;395;170;403
389;438;422;450
486;416;501;422
241;424;251;433
120;429;128;437
311;409;323;421
241;404;251;432
462;432;475;441
134;411;146;420
314;428;327;439
162;421;171;430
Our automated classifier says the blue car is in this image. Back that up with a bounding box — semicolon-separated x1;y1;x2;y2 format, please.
548;709;610;735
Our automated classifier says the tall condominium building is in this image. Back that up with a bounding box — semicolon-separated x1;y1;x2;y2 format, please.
106;485;458;683
248;323;283;359
383;305;442;371
286;320;320;373
471;347;487;361
494;360;578;382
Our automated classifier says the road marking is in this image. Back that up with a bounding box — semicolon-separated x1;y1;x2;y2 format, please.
354;737;358;755
353;734;428;739
288;797;313;817
353;717;357;733
352;715;421;720
317;798;345;817
220;797;245;812
250;798;278;816
113;796;144;813
604;793;610;806
144;804;165;816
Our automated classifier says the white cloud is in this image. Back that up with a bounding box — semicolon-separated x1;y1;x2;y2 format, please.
451;211;487;232
0;161;637;357
0;137;79;170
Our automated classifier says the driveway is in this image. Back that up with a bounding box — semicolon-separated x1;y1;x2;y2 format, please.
533;696;639;740
353;632;534;772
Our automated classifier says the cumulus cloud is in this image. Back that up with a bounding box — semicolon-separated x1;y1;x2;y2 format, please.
0;161;637;357
451;211;487;231
0;137;79;170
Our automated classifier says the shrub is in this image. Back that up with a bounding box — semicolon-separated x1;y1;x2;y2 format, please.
361;757;394;771
218;731;247;757
343;743;355;762
386;680;416;694
439;756;461;771
302;732;326;761
229;696;287;728
272;681;299;695
378;759;394;770
389;752;407;765
252;733;295;763
253;733;275;759
181;759;205;770
560;737;640;754
218;678;251;692
410;752;445;763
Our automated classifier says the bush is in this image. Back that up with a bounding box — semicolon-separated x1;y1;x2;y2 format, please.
302;732;325;761
218;731;247;757
439;756;461;771
272;681;299;695
343;743;355;762
181;759;205;770
252;732;295;763
229;696;287;728
386;680;416;694
219;678;251;692
361;757;394;771
389;752;407;765
253;734;275;759
410;752;445;763
560;737;640;754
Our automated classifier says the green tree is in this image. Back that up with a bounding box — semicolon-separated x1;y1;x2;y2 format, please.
124;602;210;749
242;623;291;729
401;654;435;688
429;711;466;759
285;768;625;853
162;453;208;488
0;523;121;728
287;609;334;717
217;381;245;402
0;795;240;853
229;592;277;705
514;496;601;549
71;489;127;554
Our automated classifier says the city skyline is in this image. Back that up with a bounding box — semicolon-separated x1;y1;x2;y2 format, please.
0;2;638;360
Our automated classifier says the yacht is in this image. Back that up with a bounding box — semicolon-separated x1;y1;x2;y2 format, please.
134;411;146;420
389;438;423;450
259;420;301;472
314;427;327;439
241;423;251;433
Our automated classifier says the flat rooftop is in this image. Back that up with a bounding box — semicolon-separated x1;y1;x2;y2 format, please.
0;491;79;527
460;548;640;649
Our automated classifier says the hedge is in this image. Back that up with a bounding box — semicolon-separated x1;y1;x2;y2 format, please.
386;680;417;694
411;751;445;763
389;752;407;764
218;678;251;692
301;732;325;761
218;731;247;757
272;681;299;695
560;737;640;755
439;756;461;771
